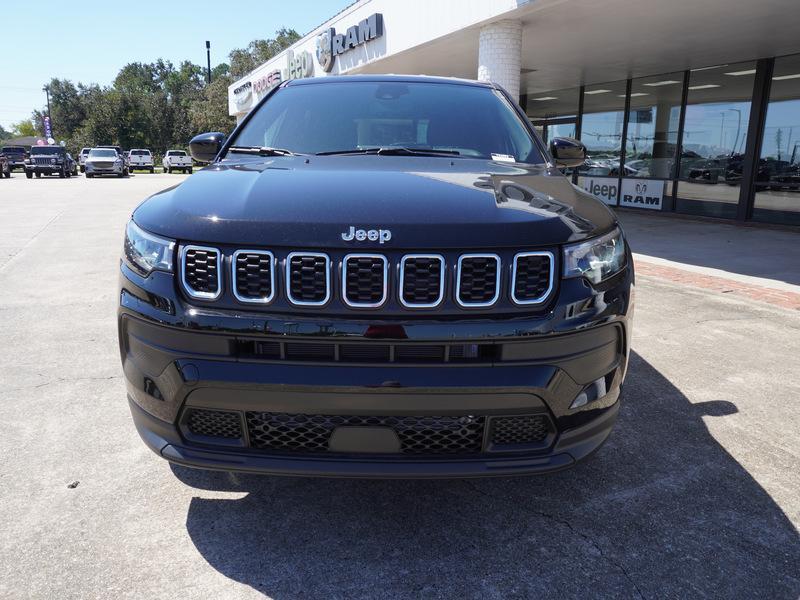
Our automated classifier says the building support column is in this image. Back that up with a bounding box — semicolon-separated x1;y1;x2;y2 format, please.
478;19;522;101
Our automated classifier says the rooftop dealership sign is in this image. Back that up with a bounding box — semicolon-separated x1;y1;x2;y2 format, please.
316;13;384;72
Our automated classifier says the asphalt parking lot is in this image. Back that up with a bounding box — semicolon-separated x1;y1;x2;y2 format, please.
0;173;798;599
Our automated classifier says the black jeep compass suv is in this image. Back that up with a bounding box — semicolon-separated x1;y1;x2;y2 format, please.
119;75;633;477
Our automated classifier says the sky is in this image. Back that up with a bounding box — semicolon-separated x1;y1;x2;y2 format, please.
0;0;349;130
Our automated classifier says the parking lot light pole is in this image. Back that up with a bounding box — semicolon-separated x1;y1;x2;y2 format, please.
206;41;211;84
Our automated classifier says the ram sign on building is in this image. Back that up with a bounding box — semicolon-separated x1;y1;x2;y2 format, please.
228;0;800;228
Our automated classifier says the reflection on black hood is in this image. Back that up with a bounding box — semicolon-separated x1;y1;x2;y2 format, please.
133;155;617;249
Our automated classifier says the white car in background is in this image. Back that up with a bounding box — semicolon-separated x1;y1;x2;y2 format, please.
162;150;193;174
78;147;91;173
129;149;155;173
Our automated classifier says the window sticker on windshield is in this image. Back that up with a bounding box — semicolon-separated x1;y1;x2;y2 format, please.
491;153;515;162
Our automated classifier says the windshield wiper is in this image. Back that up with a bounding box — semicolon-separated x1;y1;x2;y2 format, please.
228;145;298;156
316;147;460;157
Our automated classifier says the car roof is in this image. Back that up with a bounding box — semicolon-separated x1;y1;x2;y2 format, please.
285;74;496;89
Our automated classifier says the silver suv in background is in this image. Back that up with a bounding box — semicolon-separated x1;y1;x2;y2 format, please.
129;149;155;173
84;148;125;178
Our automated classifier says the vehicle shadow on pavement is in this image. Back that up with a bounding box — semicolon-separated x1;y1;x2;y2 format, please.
173;352;800;598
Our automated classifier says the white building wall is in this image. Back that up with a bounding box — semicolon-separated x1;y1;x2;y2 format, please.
228;0;529;118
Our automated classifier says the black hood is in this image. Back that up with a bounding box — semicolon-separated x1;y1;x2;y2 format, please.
133;155;616;249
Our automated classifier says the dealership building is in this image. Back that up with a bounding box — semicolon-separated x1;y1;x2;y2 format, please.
229;0;800;227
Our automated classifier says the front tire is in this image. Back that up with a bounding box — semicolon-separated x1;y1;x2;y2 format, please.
26;171;33;179
86;173;94;178
35;172;41;178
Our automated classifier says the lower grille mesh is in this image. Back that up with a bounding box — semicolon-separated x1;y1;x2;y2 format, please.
490;415;551;446
246;412;486;454
186;409;242;439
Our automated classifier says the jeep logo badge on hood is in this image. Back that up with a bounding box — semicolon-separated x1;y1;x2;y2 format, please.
341;226;392;244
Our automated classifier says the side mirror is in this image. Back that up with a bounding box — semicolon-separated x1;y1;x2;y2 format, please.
189;132;226;163
549;137;587;168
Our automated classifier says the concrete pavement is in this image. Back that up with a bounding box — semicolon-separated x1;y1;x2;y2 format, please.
0;173;798;599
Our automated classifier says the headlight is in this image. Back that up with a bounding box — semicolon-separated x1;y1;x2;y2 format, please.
123;220;175;275
115;159;122;166
563;227;627;284
50;158;56;164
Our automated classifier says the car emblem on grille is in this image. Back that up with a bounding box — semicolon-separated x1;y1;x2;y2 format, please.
341;226;392;244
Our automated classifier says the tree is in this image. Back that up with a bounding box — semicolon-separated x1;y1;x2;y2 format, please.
190;76;236;134
229;28;301;78
11;119;38;137
11;28;299;153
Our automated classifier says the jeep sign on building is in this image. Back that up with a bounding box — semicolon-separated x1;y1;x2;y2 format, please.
228;0;800;228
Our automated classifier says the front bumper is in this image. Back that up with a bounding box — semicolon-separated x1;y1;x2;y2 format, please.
119;259;633;478
86;165;123;175
27;165;64;174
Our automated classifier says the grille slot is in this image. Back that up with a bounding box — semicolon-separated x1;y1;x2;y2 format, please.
395;345;445;362
186;409;242;439
489;415;552;448
285;343;336;361
343;254;388;307
182;245;221;299
233;250;274;303
457;254;500;307
400;254;445;308
246;412;486;455
286;252;330;306
339;344;391;362
512;252;554;304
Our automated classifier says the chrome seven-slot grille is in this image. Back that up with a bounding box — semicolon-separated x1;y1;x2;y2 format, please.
180;246;554;310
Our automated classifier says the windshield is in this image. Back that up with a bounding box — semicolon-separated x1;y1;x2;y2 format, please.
2;147;24;155
89;149;118;158
30;146;63;155
229;81;543;163
168;151;186;156
131;150;150;155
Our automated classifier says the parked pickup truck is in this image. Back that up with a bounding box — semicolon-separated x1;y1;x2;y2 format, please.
129;149;155;173
162;150;192;174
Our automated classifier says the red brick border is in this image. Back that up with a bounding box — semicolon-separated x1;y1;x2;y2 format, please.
635;260;800;311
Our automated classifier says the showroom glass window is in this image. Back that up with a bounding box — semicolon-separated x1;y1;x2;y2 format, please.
577;80;627;206
624;73;683;179
675;61;756;218
617;73;684;211
753;54;800;226
526;87;579;143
